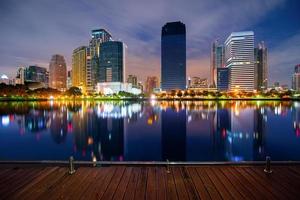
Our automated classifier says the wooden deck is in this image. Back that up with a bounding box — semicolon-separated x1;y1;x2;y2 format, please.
0;165;300;199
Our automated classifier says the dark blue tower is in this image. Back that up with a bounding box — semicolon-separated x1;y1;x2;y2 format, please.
161;21;186;91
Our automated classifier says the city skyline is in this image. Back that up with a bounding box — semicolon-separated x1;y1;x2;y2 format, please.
0;0;299;86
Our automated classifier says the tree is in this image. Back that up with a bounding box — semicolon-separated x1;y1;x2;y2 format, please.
65;87;82;97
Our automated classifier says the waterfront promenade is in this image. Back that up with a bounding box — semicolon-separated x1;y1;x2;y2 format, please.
0;164;300;199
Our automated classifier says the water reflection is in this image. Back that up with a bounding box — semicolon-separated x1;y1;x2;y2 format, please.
0;101;300;162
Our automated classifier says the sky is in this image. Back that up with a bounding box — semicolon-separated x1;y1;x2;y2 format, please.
0;0;299;86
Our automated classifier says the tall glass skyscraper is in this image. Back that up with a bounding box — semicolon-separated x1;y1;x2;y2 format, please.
161;21;186;91
88;29;112;92
99;41;125;82
225;31;255;91
254;42;268;90
49;54;67;91
211;41;225;87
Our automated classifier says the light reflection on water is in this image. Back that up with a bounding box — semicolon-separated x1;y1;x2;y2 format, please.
0;100;300;162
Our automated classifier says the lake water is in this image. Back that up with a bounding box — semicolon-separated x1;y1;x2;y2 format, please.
1;100;300;162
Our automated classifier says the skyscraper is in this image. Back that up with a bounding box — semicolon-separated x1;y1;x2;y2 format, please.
72;46;90;93
99;41;125;83
211;41;225;87
15;67;25;85
25;65;48;86
225;31;255;91
88;29;112;92
217;67;229;91
49;54;67;91
161;21;186;91
292;64;300;91
254;42;268;90
127;75;138;86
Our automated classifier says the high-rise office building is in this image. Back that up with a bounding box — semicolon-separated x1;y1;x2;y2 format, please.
211;41;225;87
15;67;25;85
145;76;159;94
217;67;229;91
254;42;268;90
161;21;186;91
292;64;300;91
67;70;72;89
25;65;48;86
225;31;255;91
99;41;125;83
127;75;138;86
72;46;90;93
88;29;112;92
49;54;67;91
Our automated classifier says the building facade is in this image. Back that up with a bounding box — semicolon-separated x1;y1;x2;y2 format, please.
145;76;159;94
225;31;255;92
72;46;90;93
254;42;268;90
25;65;48;86
292;64;300;91
127;75;138;86
88;29;112;92
49;54;67;91
15;67;25;85
217;67;229;91
99;41;125;83
161;21;186;91
210;41;225;87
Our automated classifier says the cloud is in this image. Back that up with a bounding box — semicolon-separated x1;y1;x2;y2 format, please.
269;32;300;86
0;0;289;83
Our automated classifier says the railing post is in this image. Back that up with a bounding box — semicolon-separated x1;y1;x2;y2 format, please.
166;159;170;174
264;156;273;174
69;156;76;175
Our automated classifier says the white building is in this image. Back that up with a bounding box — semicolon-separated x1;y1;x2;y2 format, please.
225;31;255;92
0;74;9;84
96;82;141;95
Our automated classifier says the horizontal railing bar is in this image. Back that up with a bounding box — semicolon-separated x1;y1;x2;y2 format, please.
1;160;300;165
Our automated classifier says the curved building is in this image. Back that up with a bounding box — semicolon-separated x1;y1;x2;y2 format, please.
49;54;67;91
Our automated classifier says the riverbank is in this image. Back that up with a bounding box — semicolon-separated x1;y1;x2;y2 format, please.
0;164;299;199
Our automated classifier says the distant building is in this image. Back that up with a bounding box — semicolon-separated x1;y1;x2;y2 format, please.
225;31;255;91
49;54;67;91
161;21;186;90
145;76;159;94
292;64;300;91
188;77;208;88
96;82;141;95
127;75;138;86
254;42;268;90
210;40;225;87
137;82;144;92
0;74;9;84
25;65;48;87
217;67;229;91
72;46;90;93
99;41;125;83
15;67;25;85
88;29;112;92
67;70;72;89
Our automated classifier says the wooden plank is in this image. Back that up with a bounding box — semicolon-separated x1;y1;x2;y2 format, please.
186;167;210;200
235;167;277;199
12;167;60;199
204;167;233;199
156;167;167;200
220;167;256;200
80;166;117;200
195;167;222;200
172;167;189;200
165;167;178;200
180;167;200;200
145;167;157;200
112;167;133;200
134;167;148;200
101;167;126;200
79;166;112;200
250;167;299;199
211;167;244;200
123;167;141;200
17;167;67;200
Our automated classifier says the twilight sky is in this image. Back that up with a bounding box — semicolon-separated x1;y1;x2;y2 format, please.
0;0;299;86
